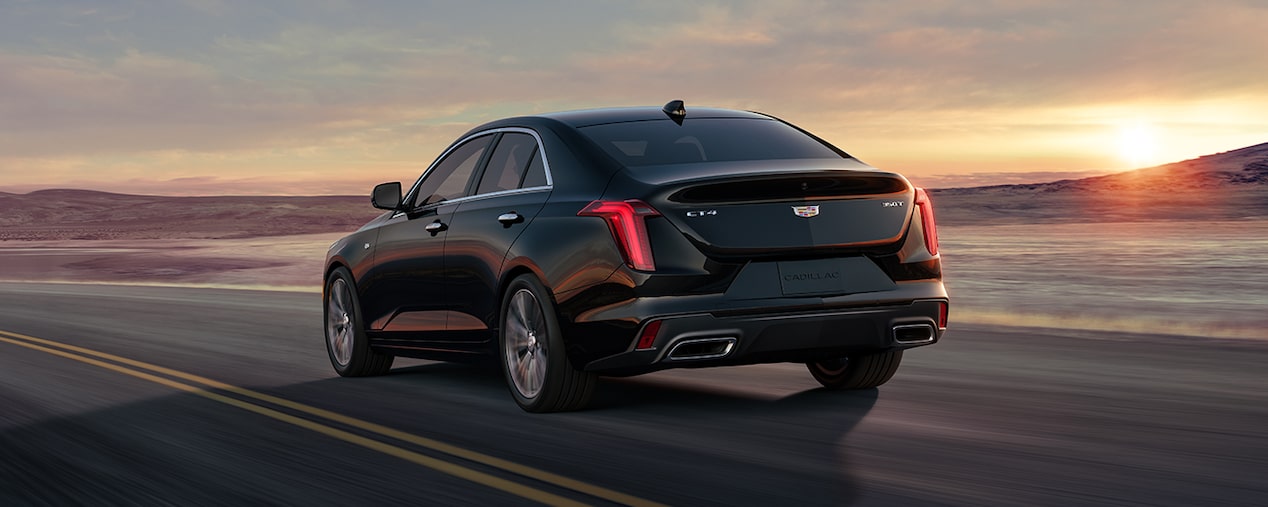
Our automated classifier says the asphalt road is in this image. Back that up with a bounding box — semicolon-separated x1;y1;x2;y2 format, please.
1;282;1265;506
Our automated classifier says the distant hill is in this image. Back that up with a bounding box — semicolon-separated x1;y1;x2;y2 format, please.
931;142;1268;225
0;190;381;241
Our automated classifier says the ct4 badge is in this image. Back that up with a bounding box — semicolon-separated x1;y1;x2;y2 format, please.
792;205;820;218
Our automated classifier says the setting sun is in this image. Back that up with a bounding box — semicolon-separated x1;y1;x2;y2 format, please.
1118;122;1160;168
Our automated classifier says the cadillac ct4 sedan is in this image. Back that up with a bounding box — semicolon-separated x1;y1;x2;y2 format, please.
324;101;948;412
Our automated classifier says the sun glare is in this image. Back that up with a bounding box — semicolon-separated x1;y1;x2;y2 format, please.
1117;122;1159;168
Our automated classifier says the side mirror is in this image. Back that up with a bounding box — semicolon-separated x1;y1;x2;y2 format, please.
371;182;402;210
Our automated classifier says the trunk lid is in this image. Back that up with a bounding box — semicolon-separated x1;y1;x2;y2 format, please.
636;162;914;257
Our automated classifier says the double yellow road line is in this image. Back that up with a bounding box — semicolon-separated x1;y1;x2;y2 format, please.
0;329;663;507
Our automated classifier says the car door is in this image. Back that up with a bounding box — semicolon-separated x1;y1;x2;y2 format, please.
444;130;553;341
360;134;494;348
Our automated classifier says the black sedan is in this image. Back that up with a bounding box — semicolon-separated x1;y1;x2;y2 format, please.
324;101;948;412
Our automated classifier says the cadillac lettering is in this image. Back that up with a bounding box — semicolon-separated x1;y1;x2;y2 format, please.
784;271;841;281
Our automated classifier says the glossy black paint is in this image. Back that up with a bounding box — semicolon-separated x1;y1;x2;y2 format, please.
445;189;550;334
324;105;948;374
365;203;456;333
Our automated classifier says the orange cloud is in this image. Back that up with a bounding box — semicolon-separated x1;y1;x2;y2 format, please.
2;1;1267;194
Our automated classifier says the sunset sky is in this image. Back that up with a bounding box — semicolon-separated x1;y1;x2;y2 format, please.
2;1;1266;195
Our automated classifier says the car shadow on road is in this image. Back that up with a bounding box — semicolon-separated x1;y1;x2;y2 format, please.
591;375;880;506
1;359;881;506
366;361;880;505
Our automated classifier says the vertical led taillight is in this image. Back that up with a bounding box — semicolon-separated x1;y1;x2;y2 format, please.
578;199;662;271
914;188;939;256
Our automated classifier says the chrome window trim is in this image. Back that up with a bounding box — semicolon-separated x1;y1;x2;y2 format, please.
389;186;551;218
402;127;554;212
451;185;552;205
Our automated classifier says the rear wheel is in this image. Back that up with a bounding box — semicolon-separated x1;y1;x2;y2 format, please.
324;267;394;376
807;349;903;389
499;274;596;412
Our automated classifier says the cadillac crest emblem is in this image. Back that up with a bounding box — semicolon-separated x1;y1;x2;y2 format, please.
792;205;820;218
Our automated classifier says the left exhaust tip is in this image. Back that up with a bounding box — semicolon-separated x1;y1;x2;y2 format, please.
893;323;936;345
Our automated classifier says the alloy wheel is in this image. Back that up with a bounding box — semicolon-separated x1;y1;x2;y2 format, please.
504;288;548;399
326;278;354;367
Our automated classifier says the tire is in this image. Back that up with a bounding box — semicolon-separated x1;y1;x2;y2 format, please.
499;274;596;413
324;267;394;377
807;349;904;390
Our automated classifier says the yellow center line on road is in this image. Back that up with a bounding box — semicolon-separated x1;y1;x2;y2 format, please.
0;330;665;507
0;333;584;507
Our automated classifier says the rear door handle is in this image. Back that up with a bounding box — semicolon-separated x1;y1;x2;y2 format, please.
497;212;523;226
425;221;447;235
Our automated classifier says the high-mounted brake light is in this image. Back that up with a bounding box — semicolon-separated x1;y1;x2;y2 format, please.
914;187;939;256
578;199;662;271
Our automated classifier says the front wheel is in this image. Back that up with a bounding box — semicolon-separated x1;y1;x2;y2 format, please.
807;349;904;390
324;267;394;376
499;274;596;413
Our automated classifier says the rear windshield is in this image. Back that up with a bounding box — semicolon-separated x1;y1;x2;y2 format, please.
578;118;846;167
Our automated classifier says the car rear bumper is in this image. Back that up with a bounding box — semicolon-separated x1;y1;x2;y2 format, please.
580;297;946;375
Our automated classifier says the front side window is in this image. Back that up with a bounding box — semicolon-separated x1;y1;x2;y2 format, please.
411;135;493;207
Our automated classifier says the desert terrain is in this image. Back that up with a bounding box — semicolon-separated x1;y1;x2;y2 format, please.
0;192;379;288
0;191;378;241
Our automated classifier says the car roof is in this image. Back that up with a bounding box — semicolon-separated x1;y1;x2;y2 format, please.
537;106;772;128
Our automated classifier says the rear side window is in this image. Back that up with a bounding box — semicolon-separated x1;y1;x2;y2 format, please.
579;118;844;167
521;150;547;188
477;133;540;195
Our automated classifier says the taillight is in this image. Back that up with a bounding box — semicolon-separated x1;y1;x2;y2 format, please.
578;199;662;271
937;301;949;329
914;187;939;256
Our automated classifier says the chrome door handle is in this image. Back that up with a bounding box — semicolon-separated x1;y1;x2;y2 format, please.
497;212;523;226
425;221;447;235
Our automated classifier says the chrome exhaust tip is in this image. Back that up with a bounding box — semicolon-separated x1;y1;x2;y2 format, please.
893;323;936;344
665;337;737;361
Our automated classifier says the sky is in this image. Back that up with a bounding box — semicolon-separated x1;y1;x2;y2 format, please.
1;0;1266;195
